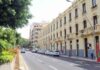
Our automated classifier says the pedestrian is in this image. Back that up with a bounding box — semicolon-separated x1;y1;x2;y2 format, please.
91;53;94;59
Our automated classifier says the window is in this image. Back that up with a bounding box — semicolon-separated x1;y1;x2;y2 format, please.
64;16;66;24
35;36;38;38
35;32;38;34
56;21;58;29
76;39;79;43
83;20;87;29
82;3;86;14
64;29;66;38
51;25;52;32
92;0;97;8
60;19;62;27
93;15;98;29
69;26;72;33
51;35;52;40
70;40;72;44
57;33;58;38
69;13;72;21
53;34;55;39
75;24;78;35
75;8;78;18
60;31;62;37
53;24;55;30
37;28;41;31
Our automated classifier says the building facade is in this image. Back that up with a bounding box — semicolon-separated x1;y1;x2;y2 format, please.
38;0;100;59
29;23;45;48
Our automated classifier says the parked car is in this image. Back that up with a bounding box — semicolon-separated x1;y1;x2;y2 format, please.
45;50;51;55
31;49;37;53
21;49;25;53
26;49;29;51
51;51;60;56
37;49;46;54
45;50;60;56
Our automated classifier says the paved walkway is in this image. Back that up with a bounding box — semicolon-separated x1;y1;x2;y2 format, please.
0;63;11;70
60;55;97;62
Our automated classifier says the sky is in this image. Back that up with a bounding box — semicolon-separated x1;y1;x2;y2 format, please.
17;0;73;39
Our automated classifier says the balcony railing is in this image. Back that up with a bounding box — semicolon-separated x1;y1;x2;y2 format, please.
55;37;64;42
80;24;100;37
66;33;76;40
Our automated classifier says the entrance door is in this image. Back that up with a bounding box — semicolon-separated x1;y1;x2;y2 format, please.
77;44;79;56
69;44;72;56
64;42;67;54
84;38;88;58
95;36;99;44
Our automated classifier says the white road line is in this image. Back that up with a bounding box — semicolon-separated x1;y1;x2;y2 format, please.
48;65;58;70
37;59;43;63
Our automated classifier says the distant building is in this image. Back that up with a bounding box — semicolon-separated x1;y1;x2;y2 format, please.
29;23;47;49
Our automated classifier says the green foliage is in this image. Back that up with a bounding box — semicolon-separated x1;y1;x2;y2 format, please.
0;50;15;63
18;38;30;48
0;0;32;29
0;0;32;64
0;27;17;50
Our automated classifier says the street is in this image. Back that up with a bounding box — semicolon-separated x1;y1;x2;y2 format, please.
22;51;100;70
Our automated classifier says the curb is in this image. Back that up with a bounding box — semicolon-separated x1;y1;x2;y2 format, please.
19;53;29;70
60;55;98;63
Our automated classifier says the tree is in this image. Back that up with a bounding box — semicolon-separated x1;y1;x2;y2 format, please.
0;27;16;51
0;0;32;29
17;37;30;48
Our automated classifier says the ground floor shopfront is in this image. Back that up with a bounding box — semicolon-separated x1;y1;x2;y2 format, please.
49;35;100;60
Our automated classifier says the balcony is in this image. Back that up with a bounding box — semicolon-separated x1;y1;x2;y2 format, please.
66;33;76;40
55;37;64;43
80;24;100;37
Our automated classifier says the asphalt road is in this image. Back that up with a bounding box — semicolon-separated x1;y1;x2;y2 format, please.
22;51;100;70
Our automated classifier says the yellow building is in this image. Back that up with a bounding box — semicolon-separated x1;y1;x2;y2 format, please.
38;0;100;59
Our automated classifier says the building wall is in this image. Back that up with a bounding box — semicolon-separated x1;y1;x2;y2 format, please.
38;0;100;59
29;23;46;49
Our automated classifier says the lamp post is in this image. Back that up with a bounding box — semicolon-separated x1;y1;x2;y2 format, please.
66;0;98;61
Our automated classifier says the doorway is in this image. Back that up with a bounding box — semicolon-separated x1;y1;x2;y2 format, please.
76;39;79;56
77;44;79;56
84;38;88;58
95;36;99;44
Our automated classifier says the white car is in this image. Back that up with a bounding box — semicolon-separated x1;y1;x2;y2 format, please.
45;50;51;55
38;49;46;54
46;51;60;56
31;49;37;53
21;49;25;53
45;50;60;56
51;51;60;56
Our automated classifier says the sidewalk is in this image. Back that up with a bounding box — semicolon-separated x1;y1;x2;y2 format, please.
60;55;97;62
0;57;16;70
0;63;11;70
19;53;29;70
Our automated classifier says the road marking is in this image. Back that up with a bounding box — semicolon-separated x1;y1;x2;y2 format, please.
48;65;58;70
37;59;43;63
